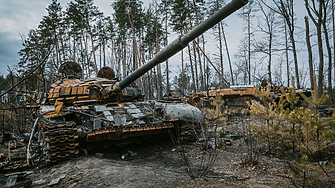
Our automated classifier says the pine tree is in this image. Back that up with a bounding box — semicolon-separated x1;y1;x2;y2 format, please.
248;79;335;186
248;85;288;153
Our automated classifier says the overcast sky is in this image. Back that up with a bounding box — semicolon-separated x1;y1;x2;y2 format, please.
0;0;307;80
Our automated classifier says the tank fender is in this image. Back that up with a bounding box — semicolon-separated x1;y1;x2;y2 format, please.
163;103;204;124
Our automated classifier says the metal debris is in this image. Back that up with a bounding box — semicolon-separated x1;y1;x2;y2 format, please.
33;179;46;185
5;175;17;187
121;150;137;160
48;177;61;186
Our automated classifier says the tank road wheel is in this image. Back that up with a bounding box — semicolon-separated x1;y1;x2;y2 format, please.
39;121;79;164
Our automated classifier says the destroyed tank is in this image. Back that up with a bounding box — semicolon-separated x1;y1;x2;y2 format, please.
37;61;204;164
30;0;248;165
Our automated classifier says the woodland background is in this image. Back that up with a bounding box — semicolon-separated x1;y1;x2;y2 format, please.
0;0;334;102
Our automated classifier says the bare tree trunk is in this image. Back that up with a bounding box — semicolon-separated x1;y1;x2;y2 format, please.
321;0;332;101
221;25;234;85
138;28;145;92
140;29;145;92
271;0;300;88
112;38;118;75
248;10;251;85
316;2;324;95
150;68;153;99
192;41;199;92
333;0;335;88
195;39;203;91
155;3;162;99
202;34;206;89
182;49;184;94
84;31;90;78
99;37;102;70
187;44;196;93
218;22;224;86
55;30;60;75
69;35;72;62
192;0;204;91
186;0;198;92
268;32;273;84
288;0;300;88
305;16;314;89
73;32;76;62
58;24;66;63
79;33;85;79
148;35;153;99
126;3;142;88
305;0;324;95
285;19;290;87
291;33;300;88
215;1;224;86
165;10;169;94
87;18;98;75
122;36;127;79
103;36;106;67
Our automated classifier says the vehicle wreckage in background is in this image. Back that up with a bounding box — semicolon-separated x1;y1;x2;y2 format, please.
0;0;249;171
175;84;313;116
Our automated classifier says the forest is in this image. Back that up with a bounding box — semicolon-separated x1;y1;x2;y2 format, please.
0;0;334;102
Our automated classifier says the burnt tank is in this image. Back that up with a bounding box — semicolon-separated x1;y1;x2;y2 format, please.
38;61;204;164
32;0;248;165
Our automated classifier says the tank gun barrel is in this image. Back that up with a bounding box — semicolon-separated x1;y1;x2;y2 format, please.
113;0;248;93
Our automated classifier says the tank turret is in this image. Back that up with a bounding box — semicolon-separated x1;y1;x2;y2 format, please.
47;61;142;106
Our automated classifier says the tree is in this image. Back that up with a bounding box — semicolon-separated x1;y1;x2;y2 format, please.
159;0;173;94
113;0;130;79
238;0;257;85
170;0;189;93
75;0;103;76
192;0;206;90
254;0;281;84
154;0;163;99
46;0;63;74
305;0;333;98
320;0;333;101
304;16;314;89
208;0;230;86
265;0;300;88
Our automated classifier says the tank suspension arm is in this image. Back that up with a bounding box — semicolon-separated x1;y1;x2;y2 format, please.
113;0;248;93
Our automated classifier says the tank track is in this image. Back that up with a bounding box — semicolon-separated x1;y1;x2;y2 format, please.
0;141;30;171
40;121;79;164
179;123;203;142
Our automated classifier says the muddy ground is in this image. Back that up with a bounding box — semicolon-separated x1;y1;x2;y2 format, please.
1;116;296;187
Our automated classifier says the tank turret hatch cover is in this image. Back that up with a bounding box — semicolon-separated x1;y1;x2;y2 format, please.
97;67;115;80
59;61;82;78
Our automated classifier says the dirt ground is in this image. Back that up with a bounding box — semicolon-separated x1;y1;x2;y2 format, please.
1;115;295;188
